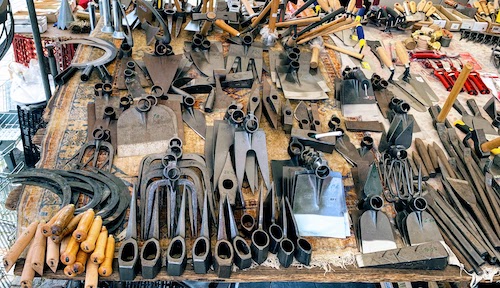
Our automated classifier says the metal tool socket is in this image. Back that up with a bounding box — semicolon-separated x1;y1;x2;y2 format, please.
118;238;139;281
140;238;162;279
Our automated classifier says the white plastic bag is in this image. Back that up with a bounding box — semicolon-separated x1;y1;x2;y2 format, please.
9;59;54;104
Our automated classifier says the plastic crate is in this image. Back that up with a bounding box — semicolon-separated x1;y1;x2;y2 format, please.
12;34;77;71
17;103;45;168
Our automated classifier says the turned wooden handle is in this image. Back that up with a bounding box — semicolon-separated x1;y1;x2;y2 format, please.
425;6;436;17
269;0;279;32
3;221;39;273
317;0;331;12
73;209;95;242
423;1;433;12
297;19;354;44
207;0;214;12
394;3;405;13
201;0;208;13
480;0;489;14
61;236;80;265
200;20;212;36
52;213;83;244
330;0;341;10
20;245;35;288
51;204;75;236
42;210;62;237
214;19;240;36
437;63;473;123
275;17;321;27
410;1;417;13
74;249;89;275
241;0;255;14
64;265;77;277
347;0;356;13
310;47;320;69
30;222;46;276
59;236;71;255
85;261;99;288
474;1;485;15
98;235;115;277
481;137;500;152
81;216;102;253
251;0;273;27
376;46;394;69
417;0;426;11
395;41;410;65
173;0;182;11
487;2;495;15
297;16;348;41
90;228;108;264
46;237;59;273
324;43;364;60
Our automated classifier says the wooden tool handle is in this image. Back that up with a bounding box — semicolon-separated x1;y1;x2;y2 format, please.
310;47;320;69
317;0;331;12
324;43;364;60
415;138;436;177
251;0;273;27
422;1;433;12
329;0;340;10
376;46;394;69
481;137;500;152
480;0;489;13
214;19;240;36
173;0;182;11
52;213;84;244
51;204;75;236
3;220;39;273
20;245;35;288
427;143;439;170
241;0;255;14
425;6;436;17
297;19;355;44
488;2;495;15
63;265;77;277
200;20;212;36
81;216;102;253
410;1;417;13
85;261;99;288
59;236;71;254
268;0;279;32
207;0;214;12
42;210;62;237
90;228;108;264
395;41;410;65
275;17;321;27
437;62;473;123
297;16;348;42
201;0;208;13
61;236;80;265
30;222;46;276
394;3;405;13
74;249;89;275
73;209;95;242
417;0;426;11
46;237;59;273
98;235;115;277
347;0;356;12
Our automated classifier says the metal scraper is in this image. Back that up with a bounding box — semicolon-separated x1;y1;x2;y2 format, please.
467;99;497;135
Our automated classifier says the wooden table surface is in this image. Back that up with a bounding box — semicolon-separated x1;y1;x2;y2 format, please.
15;18;500;283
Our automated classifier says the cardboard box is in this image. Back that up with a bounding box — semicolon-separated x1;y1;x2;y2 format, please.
476;15;500;34
433;5;462;31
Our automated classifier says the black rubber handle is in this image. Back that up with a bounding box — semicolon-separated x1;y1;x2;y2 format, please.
54;66;78;86
80;65;95;82
454;120;474;135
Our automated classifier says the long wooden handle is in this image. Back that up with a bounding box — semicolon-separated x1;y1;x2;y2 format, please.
310;47;321;69
297;16;348;41
481;137;500;152
73;209;95;242
241;0;255;14
297;19;355;44
42;210;62;237
173;0;182;11
3;221;39;272
90;228;108;264
30;222;46;276
324;43;364;60
422;1;433;12
376;46;394;69
417;0;426;11
214;19;240;36
85;261;100;288
268;0;279;32
61;236;80;265
20;245;35;288
74;249;90;275
395;41;410;65
275;17;321;27
46;237;59;273
81;216;102;253
317;0;331;12
200;20;212;36
347;0;356;13
251;0;273;27
52;213;84;244
409;1;417;13
437;62;473;123
329;0;340;10
98;235;115;277
51;204;75;236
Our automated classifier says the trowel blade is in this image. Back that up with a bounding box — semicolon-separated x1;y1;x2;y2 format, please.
359;210;397;254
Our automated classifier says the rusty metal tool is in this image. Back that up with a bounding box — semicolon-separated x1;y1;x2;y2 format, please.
415;138;436;178
214;197;234;278
262;78;280;129
170;87;206;139
284;197;312;265
251;184;270;264
166;180;188;276
282;99;293;134
294;101;311;130
192;189;211;274
264;184;283;254
277;197;295;268
466;98;497;136
225;43;263;82
226;198;253;270
140;180;163;279
118;186;139;281
137;0;171;44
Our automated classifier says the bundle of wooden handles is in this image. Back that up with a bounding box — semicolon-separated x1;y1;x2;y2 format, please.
5;206;115;288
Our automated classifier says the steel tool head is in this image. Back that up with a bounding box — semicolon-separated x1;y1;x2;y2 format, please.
214;197;234;278
264;183;283;254
140;238;162;279
166;183;187;276
251;183;270;264
192;189;212;274
277;197;294;267
225;196;252;269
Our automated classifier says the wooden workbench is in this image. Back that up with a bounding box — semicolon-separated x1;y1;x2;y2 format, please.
13;18;500;283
